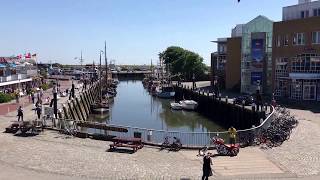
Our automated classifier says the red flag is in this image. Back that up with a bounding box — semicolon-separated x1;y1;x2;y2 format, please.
25;53;31;58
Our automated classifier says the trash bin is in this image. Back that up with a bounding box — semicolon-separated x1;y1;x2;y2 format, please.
134;131;142;138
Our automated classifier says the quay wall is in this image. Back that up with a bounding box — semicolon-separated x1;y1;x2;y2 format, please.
59;80;101;122
174;85;266;130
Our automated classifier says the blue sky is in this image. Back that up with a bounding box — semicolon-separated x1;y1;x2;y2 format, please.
0;0;297;65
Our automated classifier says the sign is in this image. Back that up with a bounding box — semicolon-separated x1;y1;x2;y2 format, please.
251;72;262;85
251;39;264;68
44;107;54;116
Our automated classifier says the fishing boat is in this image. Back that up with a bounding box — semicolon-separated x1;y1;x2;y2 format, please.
179;100;198;110
170;102;182;110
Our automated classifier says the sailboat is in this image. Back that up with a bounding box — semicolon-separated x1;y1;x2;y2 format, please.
155;55;175;99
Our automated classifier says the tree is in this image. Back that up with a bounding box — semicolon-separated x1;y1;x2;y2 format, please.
160;46;207;81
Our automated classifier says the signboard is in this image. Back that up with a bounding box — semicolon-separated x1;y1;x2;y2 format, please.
44;107;54;116
251;72;262;85
251;39;264;68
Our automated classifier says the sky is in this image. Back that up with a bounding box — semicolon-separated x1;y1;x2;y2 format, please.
0;0;297;65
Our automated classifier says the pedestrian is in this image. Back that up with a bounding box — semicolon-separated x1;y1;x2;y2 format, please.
17;106;23;121
15;92;19;103
202;152;213;180
36;105;42;120
228;126;237;145
31;93;35;104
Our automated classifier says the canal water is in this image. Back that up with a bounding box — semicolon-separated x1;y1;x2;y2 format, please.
89;80;225;132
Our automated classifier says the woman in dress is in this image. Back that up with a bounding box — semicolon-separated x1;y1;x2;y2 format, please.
202;152;213;180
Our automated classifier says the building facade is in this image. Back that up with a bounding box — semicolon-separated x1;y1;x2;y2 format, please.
211;38;227;89
273;0;320;101
240;16;273;95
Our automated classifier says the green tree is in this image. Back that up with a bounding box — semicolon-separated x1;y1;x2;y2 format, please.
160;46;207;81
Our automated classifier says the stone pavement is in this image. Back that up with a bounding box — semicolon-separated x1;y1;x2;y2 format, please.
0;81;319;179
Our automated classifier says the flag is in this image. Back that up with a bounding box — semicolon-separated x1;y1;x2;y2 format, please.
25;53;31;58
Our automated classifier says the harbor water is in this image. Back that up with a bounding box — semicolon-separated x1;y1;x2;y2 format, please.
88;80;225;132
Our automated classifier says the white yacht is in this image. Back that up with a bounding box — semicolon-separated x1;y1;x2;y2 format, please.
179;100;198;110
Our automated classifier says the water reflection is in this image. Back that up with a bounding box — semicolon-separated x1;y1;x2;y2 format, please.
90;80;224;132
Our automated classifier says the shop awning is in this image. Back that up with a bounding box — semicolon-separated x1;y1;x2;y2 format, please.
0;78;32;87
289;73;320;80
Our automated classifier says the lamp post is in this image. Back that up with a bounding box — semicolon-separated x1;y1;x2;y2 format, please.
214;75;219;98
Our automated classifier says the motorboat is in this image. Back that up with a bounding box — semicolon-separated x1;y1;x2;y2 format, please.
156;86;175;99
170;102;182;110
179;100;198;110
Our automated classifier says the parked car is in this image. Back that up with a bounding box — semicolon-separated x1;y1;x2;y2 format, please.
234;95;254;105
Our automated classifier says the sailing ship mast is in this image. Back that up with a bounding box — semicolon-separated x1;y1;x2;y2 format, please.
104;41;108;86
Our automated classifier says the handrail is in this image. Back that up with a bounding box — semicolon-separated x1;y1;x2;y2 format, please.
57;105;275;134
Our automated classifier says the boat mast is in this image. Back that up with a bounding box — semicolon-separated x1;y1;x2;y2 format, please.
99;51;102;103
104;41;108;86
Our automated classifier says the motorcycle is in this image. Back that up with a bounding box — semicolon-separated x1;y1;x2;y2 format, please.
212;137;240;156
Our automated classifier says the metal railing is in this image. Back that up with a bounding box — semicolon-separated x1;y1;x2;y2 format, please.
43;105;275;148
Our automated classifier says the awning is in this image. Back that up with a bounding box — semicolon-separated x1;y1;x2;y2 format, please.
289;73;320;80
0;78;33;87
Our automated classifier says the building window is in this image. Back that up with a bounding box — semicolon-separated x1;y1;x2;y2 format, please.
313;9;318;16
315;9;320;16
301;11;305;18
291;80;302;100
312;31;320;44
283;35;289;46
293;33;305;45
292;54;320;73
306;10;309;18
276;36;281;47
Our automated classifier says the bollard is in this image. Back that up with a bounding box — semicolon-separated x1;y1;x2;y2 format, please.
147;130;152;141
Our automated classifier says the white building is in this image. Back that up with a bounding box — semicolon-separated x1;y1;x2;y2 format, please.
283;0;320;21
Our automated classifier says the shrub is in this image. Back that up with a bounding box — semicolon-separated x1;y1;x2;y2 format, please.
0;93;14;103
41;83;49;90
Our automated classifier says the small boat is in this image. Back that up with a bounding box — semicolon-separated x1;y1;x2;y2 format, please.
92;107;109;114
179;100;198;110
170;102;182;110
156;86;175;99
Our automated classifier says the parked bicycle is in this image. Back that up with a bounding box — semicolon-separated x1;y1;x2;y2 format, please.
161;136;182;151
254;106;298;148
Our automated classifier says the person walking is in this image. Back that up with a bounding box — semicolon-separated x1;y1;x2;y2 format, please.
17;106;23;121
202;152;213;180
31;92;35;104
36;105;42;120
228;126;237;145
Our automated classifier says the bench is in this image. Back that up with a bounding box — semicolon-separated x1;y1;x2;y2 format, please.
109;137;144;152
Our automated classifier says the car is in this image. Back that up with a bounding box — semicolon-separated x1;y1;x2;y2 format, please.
233;95;254;105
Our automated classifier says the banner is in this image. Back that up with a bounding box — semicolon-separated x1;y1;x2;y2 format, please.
251;72;262;85
251;39;264;68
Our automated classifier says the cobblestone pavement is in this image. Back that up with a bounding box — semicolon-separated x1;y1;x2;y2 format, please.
263;108;320;177
0;104;288;180
0;84;319;179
